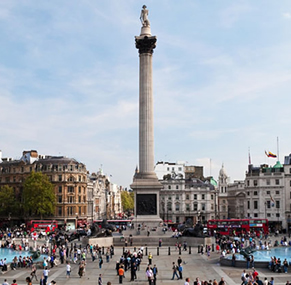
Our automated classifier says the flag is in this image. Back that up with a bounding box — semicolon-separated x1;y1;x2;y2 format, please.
270;194;275;207
265;151;277;158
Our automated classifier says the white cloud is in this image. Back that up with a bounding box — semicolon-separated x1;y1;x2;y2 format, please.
283;12;291;19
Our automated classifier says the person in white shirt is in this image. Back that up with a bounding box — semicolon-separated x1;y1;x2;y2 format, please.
66;262;71;278
184;277;190;285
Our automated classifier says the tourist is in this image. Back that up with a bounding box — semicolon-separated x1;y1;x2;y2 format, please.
270;277;274;285
98;274;102;285
184;277;190;285
178;263;183;279
283;258;288;273
2;279;9;285
11;280;17;285
25;277;32;285
66;261;71;278
171;262;179;280
148;252;153;265
146;266;154;285
118;265;124;284
43;267;50;285
152;264;158;285
218;277;225;285
194;277;202;285
99;256;103;269
264;277;269;285
31;265;38;281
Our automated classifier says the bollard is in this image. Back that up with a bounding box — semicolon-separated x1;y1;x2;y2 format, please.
189;246;191;254
111;246;115;256
157;247;159;256
134;247;136;252
145;247;148;256
212;244;214;252
123;247;125;254
168;246;171;255
179;247;181;255
198;245;201;253
102;246;104;255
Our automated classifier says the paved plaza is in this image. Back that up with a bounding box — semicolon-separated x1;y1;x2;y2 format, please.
1;239;291;285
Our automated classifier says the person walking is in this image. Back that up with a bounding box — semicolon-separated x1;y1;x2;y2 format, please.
98;274;102;285
31;265;38;281
99;256;103;269
178;263;183;280
171;262;179;280
118;265;124;284
146;266;154;285
66;262;71;279
152;264;158;285
43;267;50;285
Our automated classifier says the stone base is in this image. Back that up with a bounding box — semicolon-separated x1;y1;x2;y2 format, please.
131;215;163;230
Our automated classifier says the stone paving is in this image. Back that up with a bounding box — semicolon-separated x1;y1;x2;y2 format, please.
1;241;291;285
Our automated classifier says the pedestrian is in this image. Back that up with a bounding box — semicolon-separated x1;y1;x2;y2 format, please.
283;258;288;273
39;275;45;285
11;280;17;285
43;267;50;285
159;239;162;247
2;279;9;285
270;277;274;285
66;261;71;278
99;256;103;269
31;265;38;281
183;241;187;251
171;262;179;280
25;277;32;285
194;277;202;285
178;263;183;279
184;277;190;285
146;266;154;285
218;277;225;285
98;274;102;285
118;265;124;284
177;256;182;267
130;262;137;281
148;252;153;265
152;264;158;285
78;262;84;278
232;253;236;267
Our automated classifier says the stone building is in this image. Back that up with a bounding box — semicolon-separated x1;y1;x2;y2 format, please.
218;164;229;219
87;171;123;221
0;150;87;229
155;162;217;225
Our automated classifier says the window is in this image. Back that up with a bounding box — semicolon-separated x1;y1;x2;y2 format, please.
202;194;205;200
201;204;205;211
79;176;81;182
276;201;280;208
78;196;81;203
254;213;258;217
167;167;169;171
167;203;172;211
168;196;172;200
247;180;250;186
186;194;189;200
168;185;171;190
176;185;179;190
290;180;291;187
254;201;258;209
79;186;81;194
276;191;279;194
247;192;250;196
211;204;214;210
58;175;62;182
194;194;197;200
178;167;182;171
58;207;62;216
254;180;257;186
58;186;62;193
176;217;179;223
176;194;179;200
193;203;198;211
175;204;180;211
58;196;62;203
266;179;270;185
254;191;258;196
276;213;280;217
267;213;271;217
267;201;271;208
211;195;214;200
247;201;250;209
186;204;190;211
266;191;270;195
68;186;74;193
68;196;74;203
276;179;280;185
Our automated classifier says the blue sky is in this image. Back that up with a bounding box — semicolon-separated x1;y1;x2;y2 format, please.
1;1;291;188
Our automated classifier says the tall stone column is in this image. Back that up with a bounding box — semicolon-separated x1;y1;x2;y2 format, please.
131;6;162;228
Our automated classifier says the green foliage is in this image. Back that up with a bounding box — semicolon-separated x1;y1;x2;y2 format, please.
23;171;55;218
0;185;18;216
121;191;134;212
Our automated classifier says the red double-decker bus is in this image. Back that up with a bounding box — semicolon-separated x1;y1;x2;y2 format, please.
207;218;268;237
26;220;58;233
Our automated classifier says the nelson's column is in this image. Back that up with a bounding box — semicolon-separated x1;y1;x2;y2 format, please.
131;5;163;227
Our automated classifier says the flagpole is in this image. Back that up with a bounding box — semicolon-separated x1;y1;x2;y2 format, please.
277;137;279;162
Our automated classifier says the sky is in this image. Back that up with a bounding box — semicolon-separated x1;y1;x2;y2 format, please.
1;1;291;188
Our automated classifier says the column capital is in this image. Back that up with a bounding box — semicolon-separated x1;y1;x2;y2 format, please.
135;36;157;54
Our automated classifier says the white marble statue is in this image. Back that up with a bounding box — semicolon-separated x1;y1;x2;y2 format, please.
140;5;150;27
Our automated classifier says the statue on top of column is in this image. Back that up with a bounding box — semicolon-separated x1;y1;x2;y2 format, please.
140;5;150;27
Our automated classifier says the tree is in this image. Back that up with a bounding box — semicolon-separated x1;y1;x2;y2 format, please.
121;191;134;214
23;171;55;218
0;185;18;217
